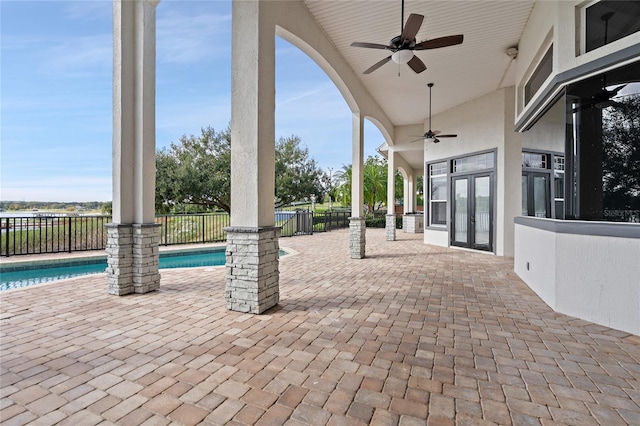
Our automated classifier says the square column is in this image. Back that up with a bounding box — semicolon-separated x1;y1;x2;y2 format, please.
109;0;160;295
349;217;366;259
228;0;279;313
350;112;366;258
225;227;280;314
386;148;396;241
386;214;397;241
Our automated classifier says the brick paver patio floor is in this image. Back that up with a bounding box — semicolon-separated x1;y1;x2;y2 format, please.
1;229;639;425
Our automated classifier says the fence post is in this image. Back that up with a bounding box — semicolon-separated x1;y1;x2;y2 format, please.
164;217;168;245
68;217;72;253
4;218;9;256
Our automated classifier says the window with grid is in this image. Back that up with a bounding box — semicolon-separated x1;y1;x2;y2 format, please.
429;162;447;226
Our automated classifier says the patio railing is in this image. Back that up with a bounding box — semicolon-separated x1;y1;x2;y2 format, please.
1;210;352;256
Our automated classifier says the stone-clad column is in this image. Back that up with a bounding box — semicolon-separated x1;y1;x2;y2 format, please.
227;0;279;313
350;111;366;258
108;0;160;295
225;227;280;314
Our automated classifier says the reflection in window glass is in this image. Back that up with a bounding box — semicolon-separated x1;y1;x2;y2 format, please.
522;176;528;216
453;152;495;173
585;1;640;53
566;60;640;222
454;179;468;243
429;163;448;226
533;176;549;218
525;46;553;105
522;152;548;169
430;162;447;176
432;203;446;225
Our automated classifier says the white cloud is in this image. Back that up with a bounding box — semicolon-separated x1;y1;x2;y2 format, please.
157;9;231;64
42;34;112;76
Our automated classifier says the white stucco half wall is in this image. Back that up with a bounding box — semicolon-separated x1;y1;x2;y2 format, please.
515;218;640;336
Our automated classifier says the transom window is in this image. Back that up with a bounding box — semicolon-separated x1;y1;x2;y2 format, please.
453;152;495;173
522;152;548;169
525;45;553;105
583;0;640;53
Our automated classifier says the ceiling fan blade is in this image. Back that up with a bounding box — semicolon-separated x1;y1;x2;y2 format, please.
363;56;392;74
609;84;627;96
401;13;424;43
414;34;464;50
437;134;457;138
407;55;426;74
351;42;389;50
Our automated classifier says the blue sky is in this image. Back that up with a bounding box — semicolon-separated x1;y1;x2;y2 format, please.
0;0;385;202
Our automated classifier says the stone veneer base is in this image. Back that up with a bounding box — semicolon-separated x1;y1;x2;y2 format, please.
349;217;366;259
106;223;160;296
386;214;396;241
225;226;281;314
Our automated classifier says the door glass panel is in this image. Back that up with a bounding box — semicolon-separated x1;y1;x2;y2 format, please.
522;176;528;215
533;175;548;217
474;176;490;246
454;179;468;243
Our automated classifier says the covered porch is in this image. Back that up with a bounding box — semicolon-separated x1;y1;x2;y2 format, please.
2;229;639;425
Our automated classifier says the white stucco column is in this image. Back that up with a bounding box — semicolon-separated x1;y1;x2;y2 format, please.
349;111;366;259
386;148;396;241
403;177;410;214
107;0;160;296
225;0;279;314
406;174;415;213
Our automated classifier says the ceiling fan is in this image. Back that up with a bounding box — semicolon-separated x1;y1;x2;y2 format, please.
350;0;464;74
413;83;457;143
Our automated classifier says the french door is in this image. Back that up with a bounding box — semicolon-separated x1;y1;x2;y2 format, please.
451;173;493;251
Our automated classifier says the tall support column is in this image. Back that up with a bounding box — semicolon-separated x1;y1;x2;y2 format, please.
410;174;418;212
406;174;415;213
403;177;410;214
226;0;279;313
108;0;160;296
386;148;396;241
350;112;366;259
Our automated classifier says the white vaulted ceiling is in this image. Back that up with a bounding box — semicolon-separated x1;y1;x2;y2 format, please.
302;0;535;127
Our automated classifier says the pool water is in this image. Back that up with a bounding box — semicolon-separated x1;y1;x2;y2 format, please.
0;248;275;291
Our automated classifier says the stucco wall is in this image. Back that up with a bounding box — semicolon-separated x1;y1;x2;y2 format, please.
516;0;640;121
423;88;521;256
424;228;448;248
515;219;640;336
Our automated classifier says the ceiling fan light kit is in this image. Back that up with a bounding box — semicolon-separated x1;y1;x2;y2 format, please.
392;49;413;64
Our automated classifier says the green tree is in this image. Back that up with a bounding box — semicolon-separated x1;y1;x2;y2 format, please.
363;156;387;215
156;128;326;213
333;155;395;215
333;164;352;207
274;136;325;208
156;126;231;213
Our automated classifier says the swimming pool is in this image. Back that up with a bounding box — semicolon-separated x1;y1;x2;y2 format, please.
0;247;283;291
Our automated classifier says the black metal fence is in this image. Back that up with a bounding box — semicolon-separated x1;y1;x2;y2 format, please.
1;215;110;257
1;210;352;257
157;213;230;246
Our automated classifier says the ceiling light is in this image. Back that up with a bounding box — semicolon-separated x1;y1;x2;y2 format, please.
391;50;413;64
